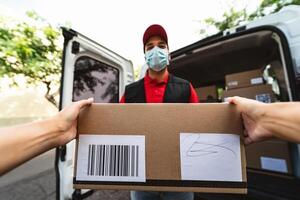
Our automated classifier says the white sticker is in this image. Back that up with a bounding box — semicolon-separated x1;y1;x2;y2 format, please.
76;135;146;182
251;77;263;85
228;81;238;86
180;133;242;182
260;157;288;173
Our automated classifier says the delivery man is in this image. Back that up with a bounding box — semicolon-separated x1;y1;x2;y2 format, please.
120;24;198;200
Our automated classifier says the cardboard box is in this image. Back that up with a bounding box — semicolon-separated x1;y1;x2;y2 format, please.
195;85;218;102
74;104;247;194
225;69;264;90
246;140;292;174
223;84;275;103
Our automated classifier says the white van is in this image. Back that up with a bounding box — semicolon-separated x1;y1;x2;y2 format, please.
56;5;300;200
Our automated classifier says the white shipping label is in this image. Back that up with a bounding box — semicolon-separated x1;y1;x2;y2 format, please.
251;77;263;85
76;135;146;182
180;133;242;182
260;157;288;173
228;81;238;86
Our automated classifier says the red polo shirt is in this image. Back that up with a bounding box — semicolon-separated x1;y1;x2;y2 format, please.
120;71;199;103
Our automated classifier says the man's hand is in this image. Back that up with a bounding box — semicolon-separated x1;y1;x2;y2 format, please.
54;98;94;145
227;96;273;145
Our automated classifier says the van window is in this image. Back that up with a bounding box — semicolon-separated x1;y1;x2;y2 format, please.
73;56;119;103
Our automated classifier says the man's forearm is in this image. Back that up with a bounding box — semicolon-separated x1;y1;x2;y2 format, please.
260;102;300;143
0;118;60;175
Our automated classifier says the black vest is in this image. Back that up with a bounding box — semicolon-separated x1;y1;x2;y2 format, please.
124;74;190;103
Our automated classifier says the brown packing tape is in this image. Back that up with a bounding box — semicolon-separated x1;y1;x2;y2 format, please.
74;103;247;193
74;183;247;194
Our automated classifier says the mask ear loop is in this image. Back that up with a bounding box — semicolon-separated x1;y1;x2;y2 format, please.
144;49;149;63
166;49;171;65
166;45;171;65
144;53;149;69
167;54;171;66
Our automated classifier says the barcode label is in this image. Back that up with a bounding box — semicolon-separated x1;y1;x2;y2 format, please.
76;135;145;182
87;144;139;177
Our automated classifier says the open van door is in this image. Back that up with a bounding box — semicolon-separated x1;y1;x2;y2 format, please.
55;28;134;200
169;5;300;200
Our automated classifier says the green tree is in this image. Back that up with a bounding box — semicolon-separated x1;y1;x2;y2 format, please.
200;0;300;34
0;11;62;107
134;65;142;80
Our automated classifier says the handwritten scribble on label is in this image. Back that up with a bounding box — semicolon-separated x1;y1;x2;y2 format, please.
185;135;237;157
180;133;242;182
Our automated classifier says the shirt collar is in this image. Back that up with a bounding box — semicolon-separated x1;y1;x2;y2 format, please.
145;69;169;84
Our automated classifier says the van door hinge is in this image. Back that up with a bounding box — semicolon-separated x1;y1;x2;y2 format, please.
236;26;246;32
72;41;80;54
72;189;82;200
60;145;66;161
72;189;94;200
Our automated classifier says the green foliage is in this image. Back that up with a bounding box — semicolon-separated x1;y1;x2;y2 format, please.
255;0;300;17
0;11;62;107
134;65;142;80
201;0;300;33
203;8;248;33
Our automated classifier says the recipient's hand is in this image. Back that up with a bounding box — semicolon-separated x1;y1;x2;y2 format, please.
227;96;273;145
53;98;94;145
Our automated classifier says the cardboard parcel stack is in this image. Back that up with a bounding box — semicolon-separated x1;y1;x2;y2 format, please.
223;69;292;174
223;69;275;103
195;85;218;103
225;69;264;90
74;103;247;194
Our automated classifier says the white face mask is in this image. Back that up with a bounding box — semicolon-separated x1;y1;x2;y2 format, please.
145;46;169;72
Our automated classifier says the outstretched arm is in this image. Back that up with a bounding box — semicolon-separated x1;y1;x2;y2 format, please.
228;96;300;145
0;98;93;175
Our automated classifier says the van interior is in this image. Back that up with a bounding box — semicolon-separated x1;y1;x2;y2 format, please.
170;30;292;102
169;29;300;200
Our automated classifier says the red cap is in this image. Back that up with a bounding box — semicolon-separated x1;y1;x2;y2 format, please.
143;24;168;49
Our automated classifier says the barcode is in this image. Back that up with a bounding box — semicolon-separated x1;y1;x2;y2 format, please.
87;144;139;177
